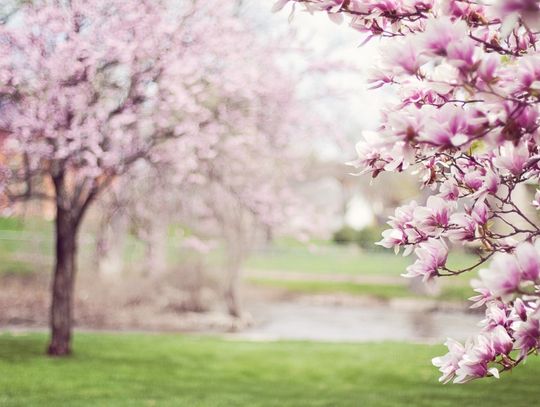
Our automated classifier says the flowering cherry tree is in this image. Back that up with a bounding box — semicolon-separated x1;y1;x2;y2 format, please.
0;0;253;356
96;27;336;317
276;0;540;383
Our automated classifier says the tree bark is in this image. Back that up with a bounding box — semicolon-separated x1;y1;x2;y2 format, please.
224;240;243;318
47;205;79;356
224;269;242;318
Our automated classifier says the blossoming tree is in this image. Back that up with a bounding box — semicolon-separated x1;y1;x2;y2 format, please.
276;0;540;383
0;0;253;356
95;27;337;317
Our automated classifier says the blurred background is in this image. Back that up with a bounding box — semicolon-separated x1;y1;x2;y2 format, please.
0;0;480;340
0;0;539;406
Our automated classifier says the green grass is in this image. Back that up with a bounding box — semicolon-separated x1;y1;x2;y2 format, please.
249;278;473;302
246;245;478;277
0;332;539;406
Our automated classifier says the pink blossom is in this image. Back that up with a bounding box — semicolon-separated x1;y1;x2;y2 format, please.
463;170;483;191
481;170;501;195
493;142;530;176
480;302;510;331
478;253;522;297
378;228;407;251
513;298;529;321
403;238;448;282
439;181;459;201
454;334;498;383
468;284;491;309
471;201;489;225
478;54;500;82
432;338;465;383
490;325;513;355
385;39;425;75
413;196;454;231
448;213;477;243
421;17;468;57
515;241;540;282
533;189;540;209
421;105;470;147
513;315;540;358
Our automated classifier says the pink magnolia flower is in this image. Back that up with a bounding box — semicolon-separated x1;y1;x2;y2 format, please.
413;196;454;231
421;17;468;57
514;55;540;92
481;170;501;195
454;334;498;383
463;170;484;191
480;302;510;331
448;212;477;242
446;37;476;69
378;228;407;252
478;54;500;83
513;298;529;321
469;282;492;309
513;314;540;359
493;142;529;176
421;105;470;147
533;189;540;209
387;200;418;229
385;39;426;75
515;241;540;282
439;180;459;201
478;252;521;297
432;338;465;383
471;201;489;225
490;325;513;355
403;238;448;282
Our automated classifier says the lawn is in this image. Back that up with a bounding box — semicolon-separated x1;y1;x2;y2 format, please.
249;278;474;302
246;243;478;277
0;332;539;406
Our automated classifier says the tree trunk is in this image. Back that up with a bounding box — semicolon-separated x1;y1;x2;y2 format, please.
224;269;242;318
47;206;79;356
224;243;243;318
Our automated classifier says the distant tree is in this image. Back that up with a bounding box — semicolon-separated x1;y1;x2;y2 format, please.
97;27;335;318
0;0;251;356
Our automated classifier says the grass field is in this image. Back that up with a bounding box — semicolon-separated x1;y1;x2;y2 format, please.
246;244;478;277
249;278;474;302
0;332;539;406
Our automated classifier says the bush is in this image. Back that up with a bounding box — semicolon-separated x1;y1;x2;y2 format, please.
332;226;358;245
355;225;385;250
332;225;385;249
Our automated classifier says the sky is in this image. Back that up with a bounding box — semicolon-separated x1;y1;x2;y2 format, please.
249;1;386;228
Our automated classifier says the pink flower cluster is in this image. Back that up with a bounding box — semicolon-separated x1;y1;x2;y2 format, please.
435;241;540;383
277;0;540;382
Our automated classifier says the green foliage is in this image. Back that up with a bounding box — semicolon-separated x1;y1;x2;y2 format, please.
354;225;385;250
332;225;385;249
332;226;358;245
0;333;539;406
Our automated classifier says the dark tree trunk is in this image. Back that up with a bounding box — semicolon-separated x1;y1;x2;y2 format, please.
224;250;243;318
47;205;79;356
224;276;242;318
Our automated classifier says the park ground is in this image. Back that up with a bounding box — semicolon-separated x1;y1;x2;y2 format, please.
2;218;525;406
1;332;540;407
